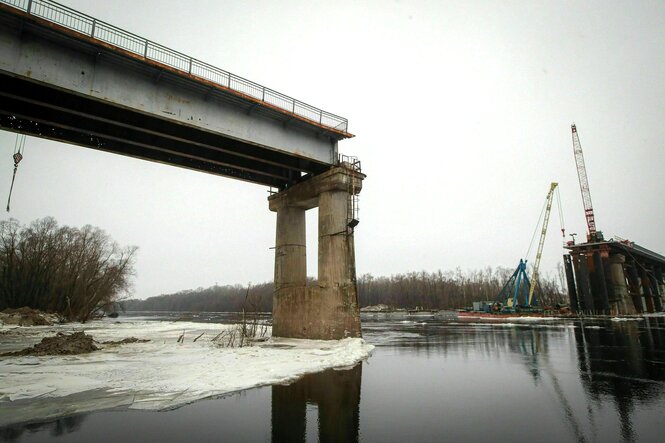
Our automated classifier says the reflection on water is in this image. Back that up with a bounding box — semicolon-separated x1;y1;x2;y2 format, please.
575;317;665;442
2;315;665;442
0;416;86;442
360;316;665;442
272;365;361;442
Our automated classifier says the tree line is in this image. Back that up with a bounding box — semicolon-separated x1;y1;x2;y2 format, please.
124;267;566;312
357;267;565;309
122;282;274;312
0;216;565;317
0;217;136;322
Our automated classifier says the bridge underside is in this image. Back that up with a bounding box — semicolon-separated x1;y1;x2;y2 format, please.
0;73;326;189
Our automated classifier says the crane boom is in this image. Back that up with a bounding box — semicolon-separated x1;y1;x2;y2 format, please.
571;124;599;241
528;182;558;305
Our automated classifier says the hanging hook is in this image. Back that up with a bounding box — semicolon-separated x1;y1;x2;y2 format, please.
6;134;26;212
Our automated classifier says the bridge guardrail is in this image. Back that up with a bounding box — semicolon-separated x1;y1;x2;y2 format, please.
1;0;349;133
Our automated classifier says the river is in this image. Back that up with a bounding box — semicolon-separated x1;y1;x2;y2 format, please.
2;313;664;442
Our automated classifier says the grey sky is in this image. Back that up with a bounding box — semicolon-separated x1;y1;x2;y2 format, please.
2;0;664;298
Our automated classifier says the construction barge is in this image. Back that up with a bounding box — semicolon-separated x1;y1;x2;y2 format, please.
457;299;572;319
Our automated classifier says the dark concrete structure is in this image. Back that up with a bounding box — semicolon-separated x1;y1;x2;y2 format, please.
564;240;665;315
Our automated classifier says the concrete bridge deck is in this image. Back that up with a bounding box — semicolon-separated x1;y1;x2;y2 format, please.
0;0;352;189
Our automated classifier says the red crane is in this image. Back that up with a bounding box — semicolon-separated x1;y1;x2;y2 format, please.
571;124;603;242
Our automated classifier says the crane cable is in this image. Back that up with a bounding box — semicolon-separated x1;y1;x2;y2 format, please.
525;197;548;261
526;186;567;261
555;186;565;240
6;133;26;212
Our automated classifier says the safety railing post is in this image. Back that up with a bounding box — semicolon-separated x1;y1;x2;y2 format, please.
143;40;148;58
90;18;96;37
261;87;265;101
319;110;323;124
26;0;32;14
188;57;192;74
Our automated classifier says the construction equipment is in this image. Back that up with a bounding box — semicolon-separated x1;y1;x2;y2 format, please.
6;133;26;212
571;124;603;242
495;182;565;311
497;259;532;310
528;182;563;305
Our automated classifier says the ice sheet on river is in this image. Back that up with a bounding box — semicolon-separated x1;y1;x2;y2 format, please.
0;319;374;426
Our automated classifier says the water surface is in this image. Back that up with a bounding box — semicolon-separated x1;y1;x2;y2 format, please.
2;314;664;442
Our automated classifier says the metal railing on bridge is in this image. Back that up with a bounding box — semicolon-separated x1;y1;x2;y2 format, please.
1;0;349;133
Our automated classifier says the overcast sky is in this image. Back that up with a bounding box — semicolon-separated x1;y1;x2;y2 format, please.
2;0;664;299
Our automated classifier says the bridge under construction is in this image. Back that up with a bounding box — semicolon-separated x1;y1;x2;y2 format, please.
563;124;664;316
564;241;665;316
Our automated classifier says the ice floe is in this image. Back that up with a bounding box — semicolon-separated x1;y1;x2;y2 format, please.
0;318;373;426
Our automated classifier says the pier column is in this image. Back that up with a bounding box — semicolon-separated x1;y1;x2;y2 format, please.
318;190;354;286
608;254;636;315
315;188;362;338
580;256;595;314
656;267;665;312
573;254;594;314
647;265;663;312
275;206;307;290
640;267;655;313
626;264;644;313
269;165;364;339
563;255;579;313
272;205;307;337
592;251;610;314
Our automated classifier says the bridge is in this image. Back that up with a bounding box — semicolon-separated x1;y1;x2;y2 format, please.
0;0;365;339
564;240;665;316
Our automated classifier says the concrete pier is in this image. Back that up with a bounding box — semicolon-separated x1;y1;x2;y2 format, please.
566;241;665;315
626;264;644;313
575;255;594;314
563;255;580;313
274;206;307;292
650;266;664;312
269;165;365;339
608;254;636;315
655;267;665;310
640;268;656;313
591;251;610;314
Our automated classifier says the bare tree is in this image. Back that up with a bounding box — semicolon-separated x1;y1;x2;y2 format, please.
0;217;137;321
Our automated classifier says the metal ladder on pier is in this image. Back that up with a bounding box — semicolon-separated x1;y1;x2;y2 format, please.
339;154;361;234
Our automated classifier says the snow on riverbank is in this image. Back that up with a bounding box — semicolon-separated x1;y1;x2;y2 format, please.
0;319;374;426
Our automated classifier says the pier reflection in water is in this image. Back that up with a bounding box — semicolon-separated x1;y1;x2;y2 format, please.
2;315;665;442
271;365;361;442
575;317;665;442
0;416;86;442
